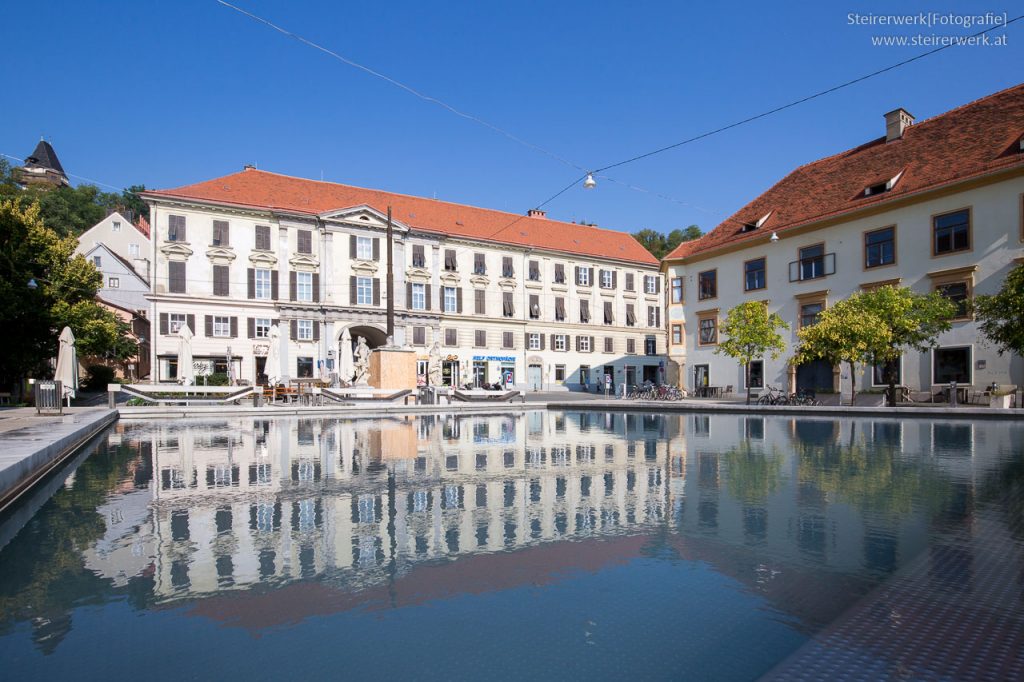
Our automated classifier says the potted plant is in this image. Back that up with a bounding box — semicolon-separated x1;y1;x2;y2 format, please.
988;383;1016;409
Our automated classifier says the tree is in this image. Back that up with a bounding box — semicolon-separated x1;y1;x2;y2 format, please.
121;185;150;222
632;225;702;259
794;294;890;406
666;225;702;254
974;263;1024;373
715;301;789;404
0;199;132;397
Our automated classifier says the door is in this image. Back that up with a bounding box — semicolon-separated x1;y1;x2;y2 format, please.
255;356;267;385
796;359;833;393
694;364;709;392
603;365;614;394
442;360;460;387
625;366;636;391
473;361;488;388
528;364;542;391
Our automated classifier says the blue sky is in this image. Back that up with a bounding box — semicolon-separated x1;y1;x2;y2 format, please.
1;1;1020;235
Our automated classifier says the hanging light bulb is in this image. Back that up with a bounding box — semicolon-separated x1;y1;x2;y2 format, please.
769;232;780;243
583;173;597;190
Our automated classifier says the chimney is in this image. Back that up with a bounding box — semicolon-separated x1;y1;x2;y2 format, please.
243;163;255;170
527;208;546;218
884;108;914;142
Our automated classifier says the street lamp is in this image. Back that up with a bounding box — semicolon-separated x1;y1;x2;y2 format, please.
583;173;597;190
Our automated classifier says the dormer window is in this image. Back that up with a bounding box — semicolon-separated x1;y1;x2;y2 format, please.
740;211;773;233
863;170;904;197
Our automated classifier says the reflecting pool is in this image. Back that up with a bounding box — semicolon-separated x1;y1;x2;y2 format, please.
1;411;1023;680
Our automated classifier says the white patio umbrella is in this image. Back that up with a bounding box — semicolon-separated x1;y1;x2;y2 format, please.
265;324;282;399
177;324;195;386
54;326;77;406
339;327;354;385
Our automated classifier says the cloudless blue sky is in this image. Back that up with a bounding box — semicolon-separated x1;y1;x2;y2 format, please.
1;1;1020;234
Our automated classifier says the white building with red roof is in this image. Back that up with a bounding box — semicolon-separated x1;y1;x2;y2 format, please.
662;83;1024;400
140;171;666;390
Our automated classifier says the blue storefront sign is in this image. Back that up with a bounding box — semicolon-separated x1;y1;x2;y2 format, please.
472;355;517;363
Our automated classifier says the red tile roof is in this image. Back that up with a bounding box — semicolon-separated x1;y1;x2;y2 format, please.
145;170;658;265
665;82;1024;261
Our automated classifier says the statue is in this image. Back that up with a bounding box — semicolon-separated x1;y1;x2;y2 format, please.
353;336;371;385
428;341;443;387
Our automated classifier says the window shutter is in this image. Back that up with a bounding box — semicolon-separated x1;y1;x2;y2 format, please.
312;273;320;302
271;271;279;300
456;287;463;313
590;336;595;353
425;284;432;311
290;320;298;341
412;244;424;266
289;271;297;301
406;283;413;308
372;238;380;261
213;220;229;246
230;317;238;338
588;267;594;284
186;315;195;334
350;235;357;259
313;321;320;341
540;334;546;350
350;276;357;305
373;278;381;306
524;331;529;347
247;268;255;299
159;313;168;335
213;265;228;296
439;286;445;311
575;266;581;284
656;277;661;294
204;315;213;337
475;289;485;315
576;336;581;352
656;307;661;327
550;334;556;349
247;318;255;339
626;273;634;291
612;271;618;288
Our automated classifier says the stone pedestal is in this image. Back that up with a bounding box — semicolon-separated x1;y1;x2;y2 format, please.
369;347;417;390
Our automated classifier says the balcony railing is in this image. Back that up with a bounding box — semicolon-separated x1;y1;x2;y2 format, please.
789;252;836;282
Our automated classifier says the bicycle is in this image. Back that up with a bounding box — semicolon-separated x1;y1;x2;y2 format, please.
756;385;788;405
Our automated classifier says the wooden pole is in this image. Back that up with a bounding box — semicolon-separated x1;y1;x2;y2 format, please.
386;205;395;340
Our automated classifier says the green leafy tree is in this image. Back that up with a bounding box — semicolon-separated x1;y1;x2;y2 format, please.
666;225;702;254
120;185;150;222
632;229;667;258
715;301;789;404
973;263;1024;384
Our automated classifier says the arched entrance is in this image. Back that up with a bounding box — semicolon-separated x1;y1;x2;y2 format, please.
795;359;834;394
341;324;388;349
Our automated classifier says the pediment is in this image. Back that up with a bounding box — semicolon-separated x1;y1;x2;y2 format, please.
289;254;320;270
205;246;237;264
352;260;379;276
497;278;517;291
249;252;279;267
320;205;410;233
469;274;490;288
440;272;461;286
405;267;432;282
159;242;193;260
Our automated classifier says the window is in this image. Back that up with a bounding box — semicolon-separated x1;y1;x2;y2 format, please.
529;294;540;319
933;346;971;384
212;220;229;247
698;316;717;345
168;261;186;293
579;300;590;323
297;357;314;378
475;289;485;315
129;243;140;258
213;265;229;296
412;326;426;346
671;324;682;345
169;314;187;334
746;360;764;389
93;255;102;267
554;365;566;381
626;304;636;327
798;244;826;280
579;336;591;352
800;301;824;328
603;301;613;325
108;277;120;288
872;358;901;386
554;263;565;284
647;306;660;328
603;337;613;353
502;331;514;349
168;214;186;241
626;338;636;354
554;297;566;321
411;283;426;310
644;337;657;355
936;281;970;319
601;270;613;288
255;269;272;300
356;276;373;305
671;277;683;303
577;267;591;286
528;260;540;281
502;292;514;317
112;220;121;232
698;270;717;300
214;316;231;338
254;318;271;339
933;209;970;255
473;253;486;274
475;330;487;347
528;333;541;351
625;273;635;291
554;335;567;351
356;236;373;260
412;244;426;268
444;328;458;346
255;225;271;251
296;230;312;254
296;272;313;302
443;286;458;313
644;275;658;294
744;258;766;291
296;319;313;341
865;226;896;268
502;256;514;278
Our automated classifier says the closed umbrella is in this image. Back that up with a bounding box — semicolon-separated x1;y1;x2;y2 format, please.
177;323;195;386
265;324;282;387
339;328;354;385
54;326;77;406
